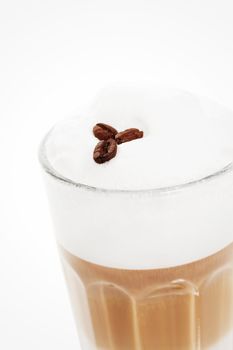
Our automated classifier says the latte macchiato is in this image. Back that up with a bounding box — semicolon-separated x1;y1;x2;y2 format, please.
40;86;233;349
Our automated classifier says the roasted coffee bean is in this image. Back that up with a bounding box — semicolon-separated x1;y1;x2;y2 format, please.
93;123;118;141
93;139;117;164
115;128;143;144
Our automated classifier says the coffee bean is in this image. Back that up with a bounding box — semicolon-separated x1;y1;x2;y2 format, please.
93;139;118;164
93;123;118;141
115;128;143;144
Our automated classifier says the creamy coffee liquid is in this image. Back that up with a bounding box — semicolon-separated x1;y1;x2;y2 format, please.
61;243;233;350
41;86;233;349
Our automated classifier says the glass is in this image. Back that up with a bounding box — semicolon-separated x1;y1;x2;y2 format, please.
39;115;233;350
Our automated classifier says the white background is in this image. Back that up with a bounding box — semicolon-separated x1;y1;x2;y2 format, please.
1;1;233;349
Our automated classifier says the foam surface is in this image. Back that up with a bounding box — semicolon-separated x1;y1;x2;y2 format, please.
46;86;233;190
43;86;233;268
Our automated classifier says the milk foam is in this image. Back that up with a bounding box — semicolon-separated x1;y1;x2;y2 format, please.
46;86;233;190
42;86;233;268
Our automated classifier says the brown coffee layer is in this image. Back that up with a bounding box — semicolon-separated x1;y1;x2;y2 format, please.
60;243;233;350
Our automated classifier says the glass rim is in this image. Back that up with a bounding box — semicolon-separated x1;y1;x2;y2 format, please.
39;125;233;195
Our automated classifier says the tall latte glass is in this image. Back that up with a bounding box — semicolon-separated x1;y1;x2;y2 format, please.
39;87;233;350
